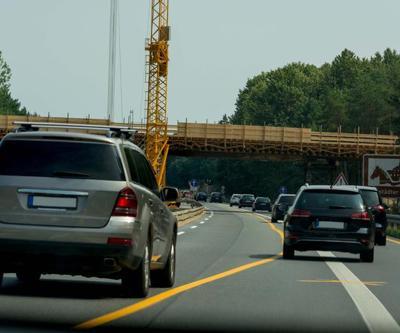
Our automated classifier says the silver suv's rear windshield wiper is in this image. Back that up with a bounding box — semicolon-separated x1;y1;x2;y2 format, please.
52;171;90;178
329;205;352;209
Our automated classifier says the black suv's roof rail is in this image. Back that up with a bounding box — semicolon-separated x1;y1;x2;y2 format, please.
13;121;140;139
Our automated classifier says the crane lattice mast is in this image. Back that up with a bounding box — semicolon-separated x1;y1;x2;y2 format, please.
145;0;170;186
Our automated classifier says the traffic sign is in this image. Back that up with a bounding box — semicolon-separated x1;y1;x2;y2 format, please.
333;172;348;186
278;186;288;194
188;179;199;192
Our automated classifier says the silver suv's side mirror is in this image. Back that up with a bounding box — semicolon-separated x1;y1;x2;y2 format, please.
161;186;179;202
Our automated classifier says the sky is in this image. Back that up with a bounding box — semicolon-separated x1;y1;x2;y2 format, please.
1;0;400;124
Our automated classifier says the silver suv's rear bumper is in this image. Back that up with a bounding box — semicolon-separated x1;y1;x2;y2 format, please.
0;216;144;276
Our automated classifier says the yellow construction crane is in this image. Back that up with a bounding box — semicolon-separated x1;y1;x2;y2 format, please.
145;0;170;187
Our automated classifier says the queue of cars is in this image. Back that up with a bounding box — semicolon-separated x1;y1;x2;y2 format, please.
225;185;389;263
282;184;387;263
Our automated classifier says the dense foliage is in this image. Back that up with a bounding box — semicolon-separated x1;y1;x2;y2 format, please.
167;49;400;198
0;51;27;116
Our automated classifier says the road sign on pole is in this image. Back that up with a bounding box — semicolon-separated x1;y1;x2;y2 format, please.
188;179;199;192
278;186;288;194
333;172;348;186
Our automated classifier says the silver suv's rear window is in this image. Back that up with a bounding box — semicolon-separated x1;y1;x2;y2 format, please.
0;139;125;181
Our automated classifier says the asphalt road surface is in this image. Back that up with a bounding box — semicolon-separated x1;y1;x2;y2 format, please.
1;203;400;333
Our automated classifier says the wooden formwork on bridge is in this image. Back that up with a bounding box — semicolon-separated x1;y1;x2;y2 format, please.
0;116;398;159
170;122;399;159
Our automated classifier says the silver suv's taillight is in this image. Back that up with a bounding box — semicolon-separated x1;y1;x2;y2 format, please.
112;187;138;217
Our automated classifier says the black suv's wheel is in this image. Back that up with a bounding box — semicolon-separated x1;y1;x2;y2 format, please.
375;234;387;246
16;271;41;284
151;235;176;288
0;273;3;288
360;248;374;263
283;244;295;259
122;239;151;298
271;217;277;223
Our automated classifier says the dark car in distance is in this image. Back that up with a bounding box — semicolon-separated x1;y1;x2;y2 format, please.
239;194;255;208
271;194;295;222
209;192;223;203
252;197;271;212
195;192;208;202
283;185;375;262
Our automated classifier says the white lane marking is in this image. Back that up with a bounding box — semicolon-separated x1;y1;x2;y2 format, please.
190;226;198;229
200;221;205;224
177;231;185;236
318;251;400;333
204;218;209;221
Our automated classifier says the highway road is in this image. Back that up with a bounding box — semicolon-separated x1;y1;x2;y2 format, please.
1;203;400;332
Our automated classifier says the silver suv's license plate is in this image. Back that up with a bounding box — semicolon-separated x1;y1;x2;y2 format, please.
28;195;77;209
314;221;345;230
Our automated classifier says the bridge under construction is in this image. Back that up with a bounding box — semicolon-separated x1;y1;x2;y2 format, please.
0;115;398;161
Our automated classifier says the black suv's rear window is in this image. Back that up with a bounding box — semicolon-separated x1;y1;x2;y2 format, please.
278;195;295;205
296;190;363;210
359;190;380;207
0;139;125;181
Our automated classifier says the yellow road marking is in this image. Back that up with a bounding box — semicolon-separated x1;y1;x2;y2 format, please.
299;279;387;287
74;214;283;330
254;214;284;241
388;237;400;245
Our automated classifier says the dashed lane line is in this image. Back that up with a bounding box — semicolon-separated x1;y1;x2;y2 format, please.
190;226;198;229
177;231;185;236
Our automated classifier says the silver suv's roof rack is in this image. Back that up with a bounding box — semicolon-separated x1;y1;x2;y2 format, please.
13;121;140;138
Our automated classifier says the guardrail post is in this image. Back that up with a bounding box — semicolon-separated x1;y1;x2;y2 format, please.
319;125;322;153
300;124;303;152
205;119;208;149
224;123;227;150
242;121;246;150
357;126;360;155
337;125;341;156
375;127;379;154
263;122;266;151
184;118;188;148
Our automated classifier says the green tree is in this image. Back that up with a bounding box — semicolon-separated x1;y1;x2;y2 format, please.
0;51;27;115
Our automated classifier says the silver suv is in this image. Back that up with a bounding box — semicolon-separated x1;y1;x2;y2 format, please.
0;126;178;297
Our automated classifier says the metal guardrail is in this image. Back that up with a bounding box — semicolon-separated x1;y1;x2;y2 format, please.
387;214;400;229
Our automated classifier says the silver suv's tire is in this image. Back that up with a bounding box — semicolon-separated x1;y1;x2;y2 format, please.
122;239;151;298
151;235;176;288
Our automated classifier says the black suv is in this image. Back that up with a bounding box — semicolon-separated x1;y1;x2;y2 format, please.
238;194;255;208
271;194;295;222
195;192;208;202
353;186;387;246
210;192;223;203
283;185;375;262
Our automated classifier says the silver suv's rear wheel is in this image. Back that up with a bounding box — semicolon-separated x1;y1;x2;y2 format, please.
151;235;176;288
121;239;151;298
